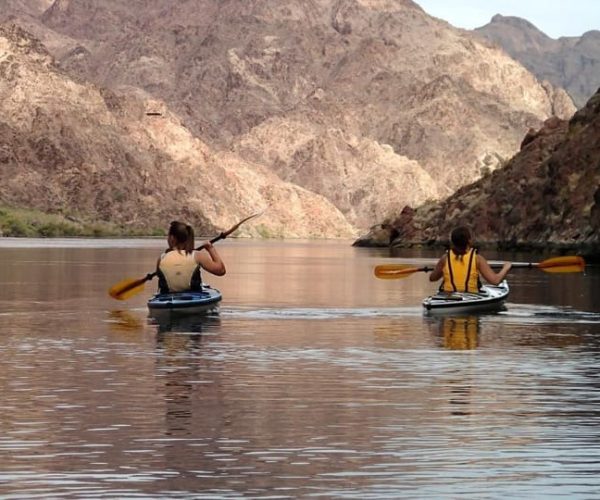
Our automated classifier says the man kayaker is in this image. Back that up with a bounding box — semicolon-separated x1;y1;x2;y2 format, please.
428;226;511;292
156;221;226;293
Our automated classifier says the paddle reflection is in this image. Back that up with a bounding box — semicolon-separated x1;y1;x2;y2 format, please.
107;309;146;333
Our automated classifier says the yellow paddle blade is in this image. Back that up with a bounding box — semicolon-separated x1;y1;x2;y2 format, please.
374;264;428;279
108;277;148;300
537;255;586;273
374;255;585;280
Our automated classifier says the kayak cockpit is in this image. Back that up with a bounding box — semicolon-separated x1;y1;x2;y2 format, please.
423;281;509;314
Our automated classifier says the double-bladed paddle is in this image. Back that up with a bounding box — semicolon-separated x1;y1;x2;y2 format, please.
109;211;265;300
374;255;586;279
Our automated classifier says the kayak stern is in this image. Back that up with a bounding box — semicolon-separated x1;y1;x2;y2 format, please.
148;285;222;316
423;281;509;315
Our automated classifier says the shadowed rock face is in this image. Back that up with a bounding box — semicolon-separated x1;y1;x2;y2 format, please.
1;1;577;236
475;14;600;109
358;89;600;256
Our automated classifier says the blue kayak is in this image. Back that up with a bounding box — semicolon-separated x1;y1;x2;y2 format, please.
147;285;222;315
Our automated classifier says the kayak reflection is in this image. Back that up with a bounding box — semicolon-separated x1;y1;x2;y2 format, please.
149;310;222;334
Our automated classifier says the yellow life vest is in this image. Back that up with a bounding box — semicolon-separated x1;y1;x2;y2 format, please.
158;250;200;292
442;248;479;293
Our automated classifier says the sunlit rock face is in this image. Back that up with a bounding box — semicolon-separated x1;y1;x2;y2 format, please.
0;24;356;238
1;1;577;236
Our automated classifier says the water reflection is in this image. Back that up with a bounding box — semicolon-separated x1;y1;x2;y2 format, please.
150;311;222;334
1;241;600;497
433;316;480;417
152;314;228;482
438;315;480;350
107;310;146;333
155;328;205;438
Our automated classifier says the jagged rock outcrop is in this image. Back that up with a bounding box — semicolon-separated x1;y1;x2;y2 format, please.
232;113;439;228
6;0;576;231
0;24;356;238
356;89;600;256
475;15;600;109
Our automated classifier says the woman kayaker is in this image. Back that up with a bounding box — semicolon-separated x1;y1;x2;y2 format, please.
428;226;511;292
156;221;226;293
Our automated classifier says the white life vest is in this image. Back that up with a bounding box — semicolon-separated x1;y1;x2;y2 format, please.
158;250;199;292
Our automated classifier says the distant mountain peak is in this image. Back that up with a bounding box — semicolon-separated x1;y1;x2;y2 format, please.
490;14;540;30
476;14;600;108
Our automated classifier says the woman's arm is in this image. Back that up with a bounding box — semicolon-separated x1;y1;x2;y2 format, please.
477;255;511;285
195;242;226;276
429;256;446;282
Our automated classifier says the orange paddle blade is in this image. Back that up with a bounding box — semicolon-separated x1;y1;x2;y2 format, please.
537;255;586;273
374;264;430;279
108;277;149;300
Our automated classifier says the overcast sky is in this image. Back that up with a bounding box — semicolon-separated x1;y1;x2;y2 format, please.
416;0;600;38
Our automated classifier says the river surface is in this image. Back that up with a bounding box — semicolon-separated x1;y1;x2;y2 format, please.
0;238;599;498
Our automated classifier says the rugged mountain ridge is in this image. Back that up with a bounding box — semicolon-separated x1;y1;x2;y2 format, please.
475;15;600;109
355;88;600;256
0;24;355;238
40;0;574;191
1;0;577;236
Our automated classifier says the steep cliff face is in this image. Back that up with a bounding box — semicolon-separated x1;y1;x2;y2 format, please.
359;89;600;255
1;1;577;236
28;1;576;225
476;15;600;109
0;24;356;238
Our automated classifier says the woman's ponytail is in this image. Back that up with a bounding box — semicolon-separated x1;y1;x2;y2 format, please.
185;224;195;254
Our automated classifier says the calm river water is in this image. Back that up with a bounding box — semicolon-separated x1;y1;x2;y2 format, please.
0;238;599;498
